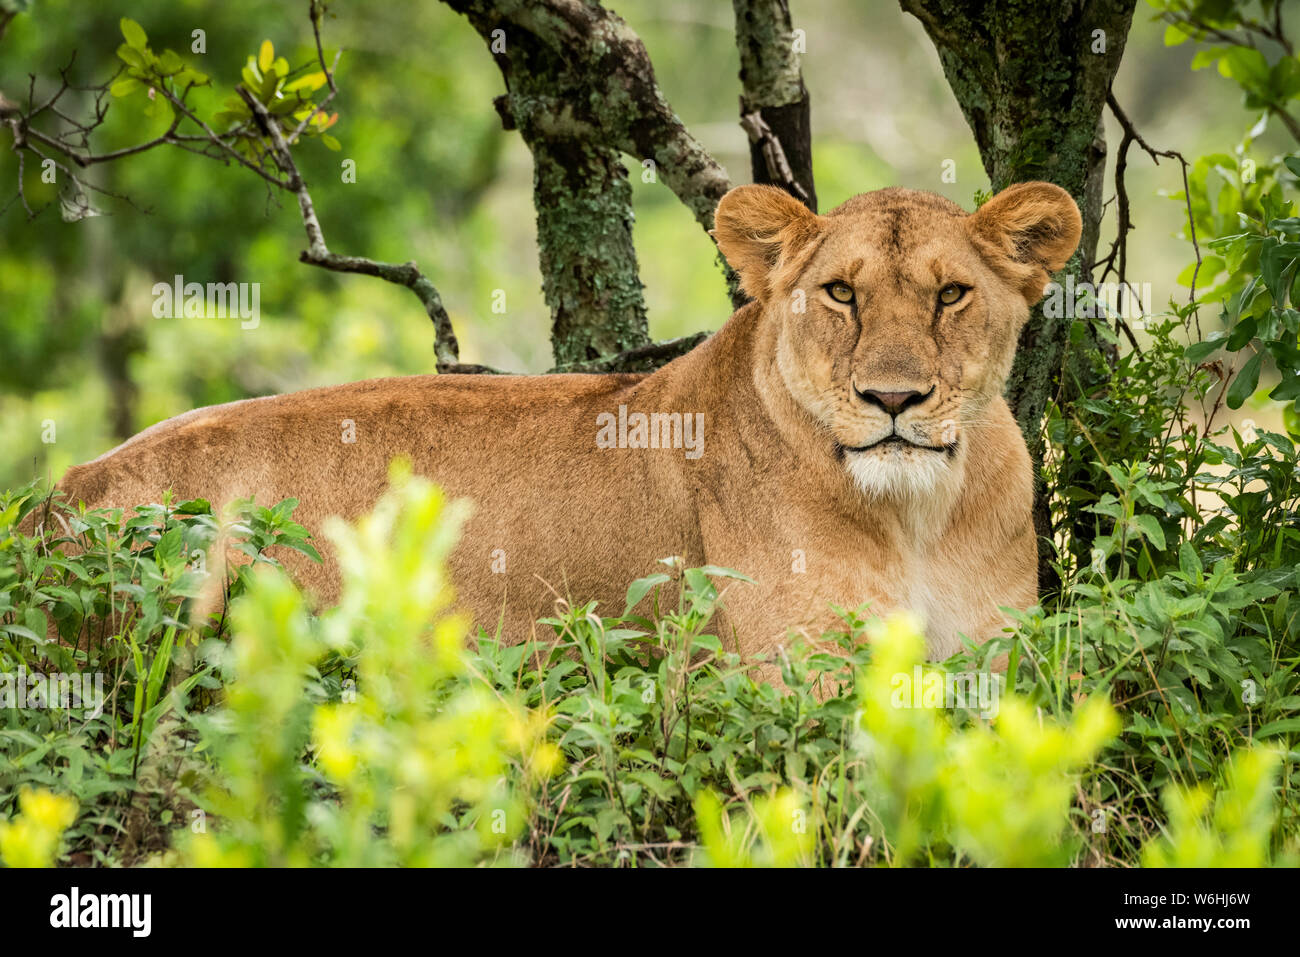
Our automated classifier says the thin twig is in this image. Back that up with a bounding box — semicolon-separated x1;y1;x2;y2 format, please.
1106;92;1202;338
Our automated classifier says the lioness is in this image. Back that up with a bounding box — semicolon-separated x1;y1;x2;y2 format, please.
53;181;1080;666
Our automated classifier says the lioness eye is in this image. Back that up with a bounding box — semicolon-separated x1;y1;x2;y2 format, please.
939;283;966;306
827;282;854;304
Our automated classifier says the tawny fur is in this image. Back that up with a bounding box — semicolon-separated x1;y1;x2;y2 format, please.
51;182;1081;670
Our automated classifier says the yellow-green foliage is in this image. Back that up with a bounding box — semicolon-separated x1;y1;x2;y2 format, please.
183;463;552;866
0;788;78;868
1142;747;1282;867
693;788;814;867
857;613;1119;866
943;696;1120;867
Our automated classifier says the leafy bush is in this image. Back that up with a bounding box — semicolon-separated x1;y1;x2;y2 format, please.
176;463;548;867
0;481;318;864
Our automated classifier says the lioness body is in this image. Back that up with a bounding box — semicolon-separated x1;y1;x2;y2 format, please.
55;183;1081;663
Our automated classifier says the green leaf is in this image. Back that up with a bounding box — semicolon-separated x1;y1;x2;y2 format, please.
1184;333;1225;363
1270;56;1300;101
158;49;185;75
260;69;280;103
110;76;144;98
1255;717;1300;739
1226;352;1263;409
144;626;176;714
117;43;145;69
1190;48;1225;70
698;565;756;584
153;526;184;574
143;93;173;123
1223;235;1252;276
1132;514;1166;551
284;71;327;93
120;17;147;50
1179;255;1222;287
1259;240;1300;301
1269;375;1300;401
0;623;40;641
1225;313;1258;351
1219;47;1269;90
270;96;303;116
258;39;274;73
624;573;670;615
320;133;341;151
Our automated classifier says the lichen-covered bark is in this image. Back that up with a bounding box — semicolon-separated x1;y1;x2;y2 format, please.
901;0;1137;588
531;135;648;366
732;0;817;211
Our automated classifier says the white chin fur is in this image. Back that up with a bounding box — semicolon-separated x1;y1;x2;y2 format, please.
845;446;952;499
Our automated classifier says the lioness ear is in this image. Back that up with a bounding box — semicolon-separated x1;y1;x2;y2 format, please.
967;182;1082;305
712;184;822;300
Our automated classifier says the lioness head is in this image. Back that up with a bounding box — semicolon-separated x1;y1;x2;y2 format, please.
713;182;1081;498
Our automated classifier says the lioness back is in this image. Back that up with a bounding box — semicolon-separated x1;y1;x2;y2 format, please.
58;371;704;637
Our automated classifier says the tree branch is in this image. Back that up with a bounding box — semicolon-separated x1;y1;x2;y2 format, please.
236;85;465;371
550;332;710;374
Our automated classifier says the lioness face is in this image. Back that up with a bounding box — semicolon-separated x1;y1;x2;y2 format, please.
713;182;1081;498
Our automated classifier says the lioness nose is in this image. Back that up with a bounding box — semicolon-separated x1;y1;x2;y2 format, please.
856;387;928;415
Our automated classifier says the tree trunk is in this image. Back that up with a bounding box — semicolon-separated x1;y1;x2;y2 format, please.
530;134;648;367
902;0;1137;591
448;5;652;367
732;0;817;211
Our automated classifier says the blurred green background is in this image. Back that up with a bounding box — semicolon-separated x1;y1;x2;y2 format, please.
0;0;1282;488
